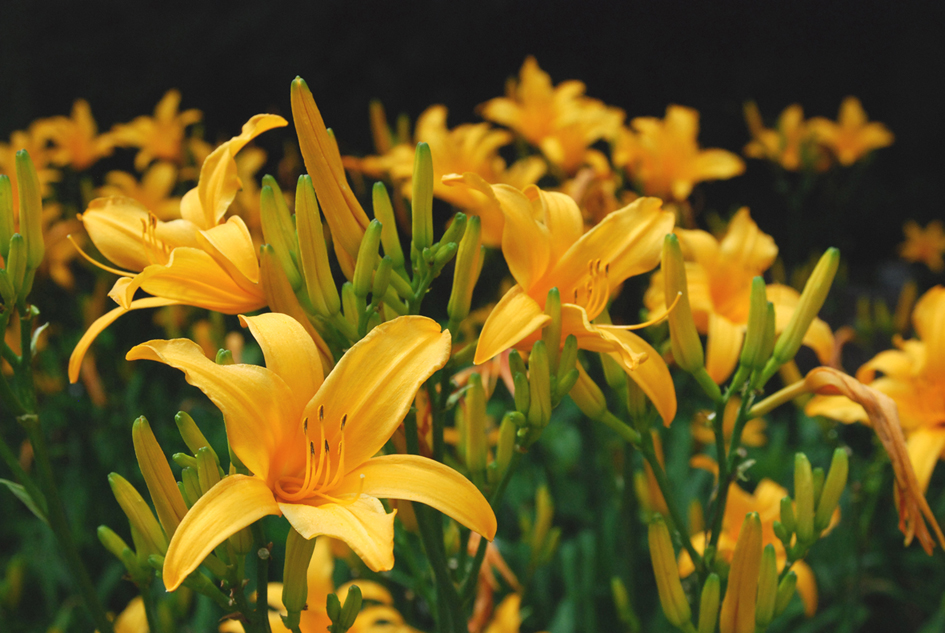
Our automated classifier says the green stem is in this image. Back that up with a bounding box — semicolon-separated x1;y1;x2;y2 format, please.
140;583;161;633
22;415;115;633
0;430;45;516
597;411;641;445
252;523;272;633
707;396;730;551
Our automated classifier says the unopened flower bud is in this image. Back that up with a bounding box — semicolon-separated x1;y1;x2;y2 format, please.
770;248;840;369
512;372;530;414
296;175;341;317
0;175;13;261
174;412;218;465
431;240;458;274
720;512;762;633
794;453;815;544
542;288;563;372
570;363;608;421
558;334;578;378
447;215;483;325
108;473;167;556
371;256;393;301
755;544;778;629
180;467;201;507
0;269;15;305
815;447;848;532
527;340;552;430
772;521;790;547
195;447;221;495
779;496;796;535
774;571;798;617
132;417;188;539
341;282;359;330
495;413;517;480
172;453;198;469
411;142;434;254
464;374;488;479
339;584;363;629
812;467;825;509
439;212;467;249
553;368;579;406
7;233;27;298
97;525;132;563
260;185;303;292
662;234;704;373
371;183;405;271
698;573;721;633
353;219;383;299
15;151;44;271
648;515;692;629
283;529;317;626
740;277;768;369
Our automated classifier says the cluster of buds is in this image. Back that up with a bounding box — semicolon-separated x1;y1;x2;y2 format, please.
0;152;44;309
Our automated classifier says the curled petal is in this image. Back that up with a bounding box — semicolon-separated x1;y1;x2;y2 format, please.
705;313;744;385
597;325;678;425
475;286;550;364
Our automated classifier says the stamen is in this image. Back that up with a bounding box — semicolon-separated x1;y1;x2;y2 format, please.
341;414;347;430
318;405;324;422
67;235;136;277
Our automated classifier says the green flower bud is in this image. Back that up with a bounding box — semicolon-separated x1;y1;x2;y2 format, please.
570;364;608;421
755;544;778;629
527;340;552;430
774;571;798;617
7;233;27;298
772;520;790;547
339;584;363;630
447;215;483;325
132;417;188;539
495;412;518;479
371;183;405;271
296;175;341;317
0;268;15;306
794;453;815;544
431;240;458;274
558;334;578;378
195;447;221;495
180;467;201;507
779;496;796;535
662;234;704;373
371;255;393;302
648;515;692;628
0;175;13;261
353;219;383;299
108;473;167;556
15;151;44;271
464;374;488;479
260;185;303;292
172;453;198;469
770;248;840;368
740;277;769;369
542;288;563;372
815;447;848;532
283;529;317;624
698;573;721;633
720;512;762;633
411;142;434;254
812;467;825;509
439;212;467;249
341;282;358;330
553;368;579;406
97;525;132;563
508;349;527;377
513;372;530;414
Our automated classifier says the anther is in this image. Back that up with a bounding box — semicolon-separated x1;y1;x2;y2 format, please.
341;414;347;430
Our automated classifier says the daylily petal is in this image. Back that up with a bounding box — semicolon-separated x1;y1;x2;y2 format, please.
705;313;744;385
291;78;371;265
342;454;497;539
912;286;945;378
280;497;396;572
303;316;451;468
550;197;673;299
68;296;183;383
127;337;301;483
907;428;945;495
163;475;280;591
805;394;869;424
181;114;288;229
240;313;325;417
691;149;746;182
526;186;583;262
196;216;260;287
596;325;678;425
475;286;550;365
676;228;720;269
856;348;916;383
719;208;778;275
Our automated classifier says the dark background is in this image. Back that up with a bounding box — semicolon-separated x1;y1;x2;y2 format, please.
1;0;943;274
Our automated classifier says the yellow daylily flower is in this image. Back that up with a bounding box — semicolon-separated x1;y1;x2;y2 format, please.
644;208;834;384
127;313;496;590
807;97;894;166
220;538;419;633
613;105;745;202
808;286;945;498
68;114;288;383
743;102;826;172
98;162;181;221
899;220;945;273
31;99;115;171
95;596;147;633
111;89;203;171
678;480;830;617
479;56;624;175
348;105;545;247
445;175;677;424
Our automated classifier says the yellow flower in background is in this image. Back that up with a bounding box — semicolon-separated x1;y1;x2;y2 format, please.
0;127;61;207
678;480;827;617
31;99;115;171
644;208;834;383
230;145;270;243
445;174;677;424
808;287;945;496
744;102;824;171
613;105;744;202
349;105;545;246
68;114;287;382
219;538;419;633
95;596;147;633
479;56;624;175
127;313;496;589
899;220;945;272
98;162;181;221
111;89;203;171
808;97;894;166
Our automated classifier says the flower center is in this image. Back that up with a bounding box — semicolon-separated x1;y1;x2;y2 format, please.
140;213;171;266
274;405;364;505
572;258;610;320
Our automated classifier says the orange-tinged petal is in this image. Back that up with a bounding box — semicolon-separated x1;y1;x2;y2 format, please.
691;148;746;182
291;78;370;264
181;114;288;229
163;475;280;591
596;325;678;425
342;454;497;539
719;208;777;275
475;285;550;364
913;286;945;378
280;496;396;572
239;313;325;417
907;428;945;495
549;197;672;299
127;338;301;483
196;216;260;287
302;316;451;469
68;296;183;383
526;186;583;262
705;313;744;384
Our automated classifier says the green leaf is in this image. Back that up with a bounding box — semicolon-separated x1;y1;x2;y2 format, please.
0;478;48;525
